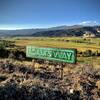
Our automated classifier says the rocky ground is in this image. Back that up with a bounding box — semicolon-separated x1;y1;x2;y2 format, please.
0;59;100;100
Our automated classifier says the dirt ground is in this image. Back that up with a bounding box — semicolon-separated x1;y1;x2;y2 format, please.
0;59;100;100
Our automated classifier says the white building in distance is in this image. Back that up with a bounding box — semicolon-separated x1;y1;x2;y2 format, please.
83;31;96;38
97;28;100;33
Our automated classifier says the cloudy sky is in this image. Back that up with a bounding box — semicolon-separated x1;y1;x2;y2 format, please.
0;0;100;29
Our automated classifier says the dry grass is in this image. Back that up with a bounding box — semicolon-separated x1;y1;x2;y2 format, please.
0;59;100;99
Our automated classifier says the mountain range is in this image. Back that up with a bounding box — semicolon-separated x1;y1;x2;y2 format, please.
0;25;100;37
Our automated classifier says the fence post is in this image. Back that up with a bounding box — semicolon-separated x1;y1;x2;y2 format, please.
60;63;65;80
32;59;35;71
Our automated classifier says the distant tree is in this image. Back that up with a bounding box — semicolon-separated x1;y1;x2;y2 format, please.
0;43;5;49
95;50;99;56
83;50;92;57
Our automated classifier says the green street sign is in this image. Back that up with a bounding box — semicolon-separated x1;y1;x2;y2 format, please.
26;46;77;63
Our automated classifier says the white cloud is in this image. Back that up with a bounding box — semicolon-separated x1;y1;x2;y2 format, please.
79;21;98;26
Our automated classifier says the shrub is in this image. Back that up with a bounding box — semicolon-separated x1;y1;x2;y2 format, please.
82;50;92;57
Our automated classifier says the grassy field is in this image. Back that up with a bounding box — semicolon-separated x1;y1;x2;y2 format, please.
13;37;100;52
0;37;100;99
2;37;100;66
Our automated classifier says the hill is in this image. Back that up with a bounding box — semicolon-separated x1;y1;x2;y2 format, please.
0;25;100;37
32;26;100;37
